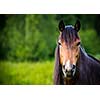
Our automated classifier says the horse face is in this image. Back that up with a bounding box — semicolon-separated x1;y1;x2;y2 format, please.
58;38;80;78
58;20;81;79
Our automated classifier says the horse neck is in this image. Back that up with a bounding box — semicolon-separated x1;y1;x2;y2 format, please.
77;46;89;67
78;46;100;65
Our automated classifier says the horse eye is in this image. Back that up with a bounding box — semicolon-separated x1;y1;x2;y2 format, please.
77;42;80;46
58;42;61;46
76;55;78;58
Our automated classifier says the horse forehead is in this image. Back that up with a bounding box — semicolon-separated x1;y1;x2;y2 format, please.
65;25;75;32
63;26;76;37
59;25;75;38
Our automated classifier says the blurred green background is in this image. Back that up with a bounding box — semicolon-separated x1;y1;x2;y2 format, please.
0;14;100;84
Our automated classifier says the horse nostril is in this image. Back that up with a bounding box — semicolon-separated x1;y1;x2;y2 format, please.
72;65;76;69
65;68;72;73
62;65;65;69
65;69;67;73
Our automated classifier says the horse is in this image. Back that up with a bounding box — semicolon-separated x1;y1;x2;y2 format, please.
54;20;100;85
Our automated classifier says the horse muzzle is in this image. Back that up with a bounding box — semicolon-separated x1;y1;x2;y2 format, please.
62;65;76;78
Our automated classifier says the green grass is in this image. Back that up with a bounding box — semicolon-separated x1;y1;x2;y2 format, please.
0;60;54;85
0;54;100;85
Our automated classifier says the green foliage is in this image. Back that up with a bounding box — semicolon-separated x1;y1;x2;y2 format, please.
2;15;57;61
4;15;25;61
0;60;54;84
95;54;100;60
80;29;100;55
0;14;100;61
25;15;57;61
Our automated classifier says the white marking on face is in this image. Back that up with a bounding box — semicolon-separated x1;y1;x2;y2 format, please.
62;67;66;77
62;60;77;77
65;60;71;71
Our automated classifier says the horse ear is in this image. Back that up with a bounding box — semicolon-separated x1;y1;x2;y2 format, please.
74;20;81;32
58;20;65;32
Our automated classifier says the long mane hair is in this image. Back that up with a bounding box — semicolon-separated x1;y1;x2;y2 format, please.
54;45;63;84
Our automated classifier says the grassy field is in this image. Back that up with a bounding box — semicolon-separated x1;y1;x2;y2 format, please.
0;54;100;85
0;60;54;85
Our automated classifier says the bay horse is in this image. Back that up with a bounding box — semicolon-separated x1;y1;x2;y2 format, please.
54;20;100;85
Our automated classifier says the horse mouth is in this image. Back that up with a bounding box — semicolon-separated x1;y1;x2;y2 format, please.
63;71;73;80
62;66;76;79
66;71;73;78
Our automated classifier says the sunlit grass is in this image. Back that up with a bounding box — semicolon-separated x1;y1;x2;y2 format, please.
0;60;54;85
0;55;100;85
